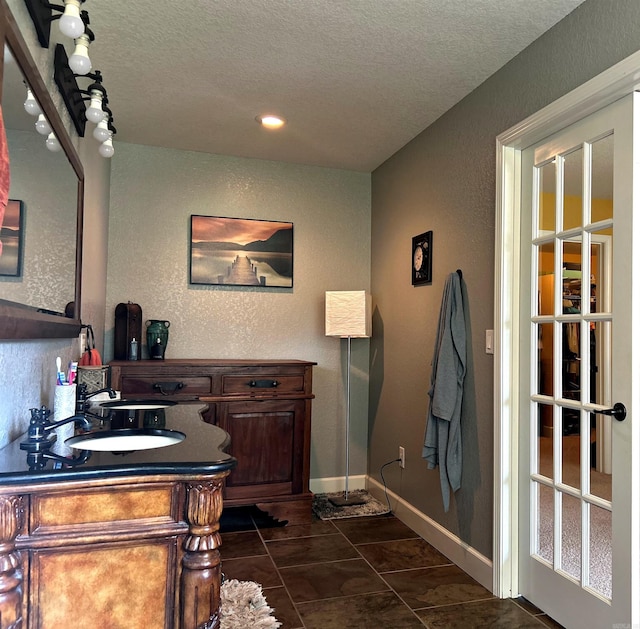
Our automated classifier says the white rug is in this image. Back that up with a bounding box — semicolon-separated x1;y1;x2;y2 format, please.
220;579;281;629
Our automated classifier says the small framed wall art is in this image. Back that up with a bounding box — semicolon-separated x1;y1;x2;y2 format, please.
0;199;24;277
411;230;432;286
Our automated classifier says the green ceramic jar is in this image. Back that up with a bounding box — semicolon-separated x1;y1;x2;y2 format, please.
146;319;170;359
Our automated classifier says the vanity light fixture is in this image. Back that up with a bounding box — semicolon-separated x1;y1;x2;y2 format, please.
98;135;114;158
23;87;42;116
68;32;93;75
53;44;116;158
58;0;85;38
23;0;91;48
255;114;286;130
45;132;61;152
85;84;106;123
94;109;116;157
92;111;111;142
35;114;52;136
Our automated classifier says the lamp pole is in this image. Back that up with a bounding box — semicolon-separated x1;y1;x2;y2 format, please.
329;335;366;507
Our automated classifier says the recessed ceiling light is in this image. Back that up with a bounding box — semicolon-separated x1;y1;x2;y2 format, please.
256;114;286;130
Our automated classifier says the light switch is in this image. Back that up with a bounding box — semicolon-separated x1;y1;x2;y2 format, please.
485;329;494;355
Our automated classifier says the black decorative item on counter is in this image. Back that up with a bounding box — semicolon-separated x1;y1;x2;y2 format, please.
114;302;142;360
146;319;170;360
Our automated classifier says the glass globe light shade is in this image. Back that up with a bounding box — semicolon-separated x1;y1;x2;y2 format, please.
23;88;41;116
98;136;114;158
69;35;92;75
93;115;111;142
59;0;85;39
46;133;61;152
35;114;52;136
86;92;104;123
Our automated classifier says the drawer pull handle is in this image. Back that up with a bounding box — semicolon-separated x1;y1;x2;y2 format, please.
249;379;279;388
153;382;184;396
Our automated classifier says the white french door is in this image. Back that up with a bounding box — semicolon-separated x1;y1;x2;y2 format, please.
517;93;640;628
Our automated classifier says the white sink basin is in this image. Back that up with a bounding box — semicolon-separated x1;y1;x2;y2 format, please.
99;400;177;411
65;429;186;452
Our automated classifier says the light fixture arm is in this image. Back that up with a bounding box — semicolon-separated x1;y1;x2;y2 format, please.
102;106;117;135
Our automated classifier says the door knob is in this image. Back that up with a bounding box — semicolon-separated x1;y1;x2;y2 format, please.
595;402;627;422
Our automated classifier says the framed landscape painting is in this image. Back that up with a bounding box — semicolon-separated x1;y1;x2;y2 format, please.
0;200;24;277
190;215;294;288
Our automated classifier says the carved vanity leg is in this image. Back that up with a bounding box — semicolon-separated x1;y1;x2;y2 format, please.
180;477;227;629
0;496;24;629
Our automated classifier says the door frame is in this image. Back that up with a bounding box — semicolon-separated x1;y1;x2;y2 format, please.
493;49;640;599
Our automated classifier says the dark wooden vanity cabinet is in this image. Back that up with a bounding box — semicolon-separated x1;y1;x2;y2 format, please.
110;359;316;524
0;409;235;629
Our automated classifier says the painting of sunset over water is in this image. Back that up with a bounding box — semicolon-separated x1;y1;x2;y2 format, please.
190;215;293;288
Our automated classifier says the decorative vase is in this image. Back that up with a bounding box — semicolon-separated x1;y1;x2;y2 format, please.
146;319;170;360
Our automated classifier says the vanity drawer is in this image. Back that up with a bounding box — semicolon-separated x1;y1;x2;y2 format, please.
29;484;180;537
120;375;214;397
221;374;304;395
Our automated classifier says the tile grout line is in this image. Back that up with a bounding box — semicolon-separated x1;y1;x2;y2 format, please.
252;515;347;628
332;522;431;627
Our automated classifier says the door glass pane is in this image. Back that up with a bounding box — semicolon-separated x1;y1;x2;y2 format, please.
561;493;581;580
591;229;612;314
562;322;580;401
562;241;582;312
538;243;554;315
537;412;553;478
538;161;556;233
588;243;598;314
537;323;553;396
536;483;554;564
590;444;612;501
589;504;612;599
591;134;613;223
562;427;581;490
562;406;579;439
563;148;583;231
590;319;612;500
591;321;609;406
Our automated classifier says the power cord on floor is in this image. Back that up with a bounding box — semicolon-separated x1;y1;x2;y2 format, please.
380;458;402;514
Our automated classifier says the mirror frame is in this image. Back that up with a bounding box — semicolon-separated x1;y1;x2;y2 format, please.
0;0;83;339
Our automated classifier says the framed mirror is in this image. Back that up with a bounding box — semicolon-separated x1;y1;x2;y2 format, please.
0;0;83;338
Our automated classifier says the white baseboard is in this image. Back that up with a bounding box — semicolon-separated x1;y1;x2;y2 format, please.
309;475;367;494
363;476;494;593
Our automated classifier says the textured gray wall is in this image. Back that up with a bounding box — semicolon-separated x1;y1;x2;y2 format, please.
369;0;640;559
105;142;371;483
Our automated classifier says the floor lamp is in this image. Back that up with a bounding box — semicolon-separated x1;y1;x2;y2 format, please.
325;290;372;507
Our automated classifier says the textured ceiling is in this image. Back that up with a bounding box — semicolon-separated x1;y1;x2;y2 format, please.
79;0;585;172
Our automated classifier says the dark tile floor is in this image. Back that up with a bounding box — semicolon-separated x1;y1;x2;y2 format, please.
219;507;564;628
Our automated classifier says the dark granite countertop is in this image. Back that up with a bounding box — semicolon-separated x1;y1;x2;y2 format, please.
0;403;236;485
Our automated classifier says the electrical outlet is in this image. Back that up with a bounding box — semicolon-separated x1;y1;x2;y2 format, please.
399;446;405;469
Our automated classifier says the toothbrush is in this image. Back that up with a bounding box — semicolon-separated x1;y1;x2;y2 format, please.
67;361;78;385
56;357;65;385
